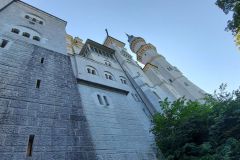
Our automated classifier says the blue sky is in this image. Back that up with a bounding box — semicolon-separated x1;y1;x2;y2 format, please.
22;0;240;93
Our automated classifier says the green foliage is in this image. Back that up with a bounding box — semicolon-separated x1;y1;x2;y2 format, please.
151;84;240;160
215;0;240;35
215;0;240;47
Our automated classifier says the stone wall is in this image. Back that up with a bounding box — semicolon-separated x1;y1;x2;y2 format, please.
0;38;96;160
77;83;156;160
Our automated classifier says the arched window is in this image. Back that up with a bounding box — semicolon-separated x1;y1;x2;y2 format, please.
25;15;30;19
22;32;30;38
86;66;97;75
120;76;127;84
32;18;37;22
11;28;20;34
104;72;114;80
33;36;40;41
104;60;111;66
39;21;43;25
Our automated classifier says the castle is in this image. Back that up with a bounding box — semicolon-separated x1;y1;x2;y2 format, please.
0;1;205;159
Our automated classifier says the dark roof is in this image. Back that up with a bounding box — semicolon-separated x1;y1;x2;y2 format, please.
80;39;115;55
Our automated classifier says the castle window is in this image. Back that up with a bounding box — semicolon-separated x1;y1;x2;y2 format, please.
11;28;20;34
184;82;189;86
120;76;127;84
86;66;97;75
33;36;40;41
0;39;8;48
25;15;30;19
40;58;44;64
103;96;109;106
25;14;44;25
36;80;41;88
32;18;37;22
104;72;114;80
169;79;173;83
104;60;111;66
87;68;91;73
97;94;103;105
22;32;30;38
26;135;34;157
167;66;173;71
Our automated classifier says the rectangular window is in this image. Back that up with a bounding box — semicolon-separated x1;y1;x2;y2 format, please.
87;68;91;74
103;96;109;106
97;94;103;105
27;135;34;157
36;80;41;88
40;58;44;64
0;39;8;48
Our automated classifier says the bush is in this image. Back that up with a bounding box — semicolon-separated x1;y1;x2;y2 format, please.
151;84;240;160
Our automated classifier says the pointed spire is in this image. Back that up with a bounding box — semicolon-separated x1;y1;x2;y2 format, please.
125;33;135;43
105;29;109;37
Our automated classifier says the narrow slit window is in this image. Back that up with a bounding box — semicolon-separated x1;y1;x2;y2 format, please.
36;80;41;88
103;96;109;106
26;135;34;157
87;68;91;73
40;58;44;64
0;39;8;48
105;74;108;79
97;94;103;105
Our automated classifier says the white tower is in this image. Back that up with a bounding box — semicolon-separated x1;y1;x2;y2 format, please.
127;34;205;101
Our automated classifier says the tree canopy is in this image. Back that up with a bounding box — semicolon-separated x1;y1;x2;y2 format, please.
151;84;240;160
215;0;240;47
216;0;240;35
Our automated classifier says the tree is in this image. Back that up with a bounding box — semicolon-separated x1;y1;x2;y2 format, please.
236;31;240;48
151;84;240;160
215;0;240;47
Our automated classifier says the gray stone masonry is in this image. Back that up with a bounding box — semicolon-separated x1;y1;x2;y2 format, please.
0;38;96;160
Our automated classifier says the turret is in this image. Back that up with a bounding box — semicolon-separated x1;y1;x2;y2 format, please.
126;34;158;64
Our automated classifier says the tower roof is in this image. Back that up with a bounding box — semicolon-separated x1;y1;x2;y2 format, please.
126;33;135;43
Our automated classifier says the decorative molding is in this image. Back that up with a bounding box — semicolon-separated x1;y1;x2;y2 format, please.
136;43;157;62
142;63;158;72
130;37;145;52
104;36;125;48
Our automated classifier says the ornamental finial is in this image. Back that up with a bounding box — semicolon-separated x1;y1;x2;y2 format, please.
125;33;135;43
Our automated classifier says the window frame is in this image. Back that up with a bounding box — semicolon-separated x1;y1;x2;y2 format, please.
22;32;30;38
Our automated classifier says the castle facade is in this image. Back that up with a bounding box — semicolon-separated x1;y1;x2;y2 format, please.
0;1;205;159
